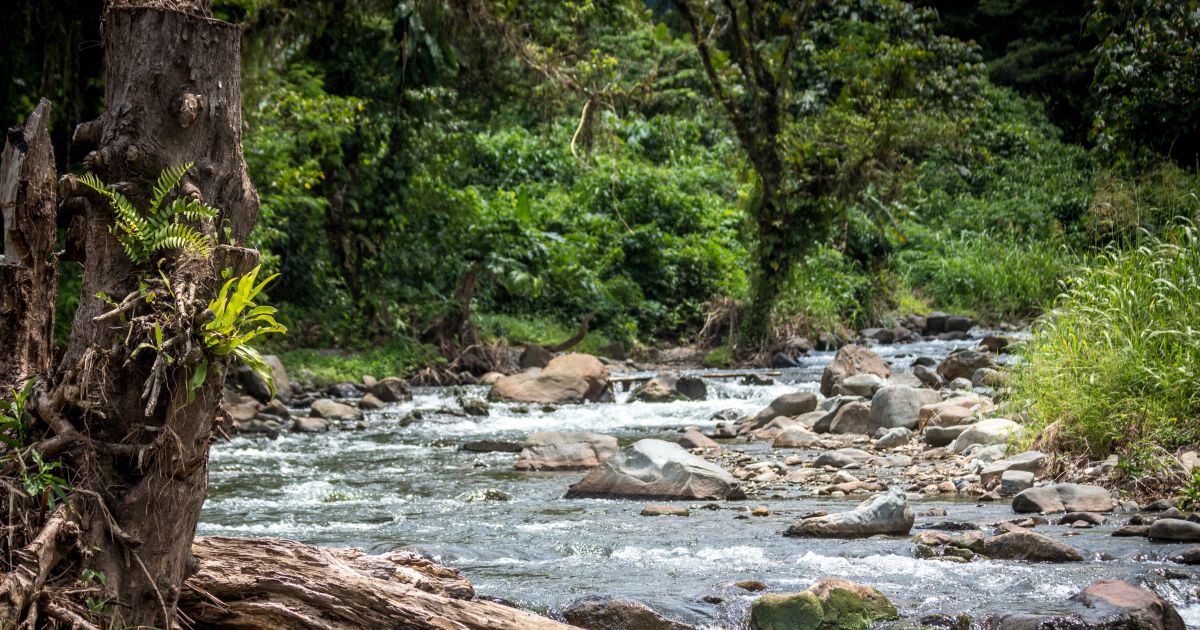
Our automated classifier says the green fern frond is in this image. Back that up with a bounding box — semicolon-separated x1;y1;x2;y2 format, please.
151;162;192;215
167;197;220;223
153;223;214;259
81;173;149;241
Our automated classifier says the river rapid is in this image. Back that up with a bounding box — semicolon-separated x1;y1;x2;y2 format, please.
199;336;1200;629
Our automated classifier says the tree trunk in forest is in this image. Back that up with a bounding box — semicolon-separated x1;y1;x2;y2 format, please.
0;99;58;393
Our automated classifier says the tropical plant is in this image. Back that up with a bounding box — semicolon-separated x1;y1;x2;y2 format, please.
79;163;218;265
200;265;287;398
0;379;36;450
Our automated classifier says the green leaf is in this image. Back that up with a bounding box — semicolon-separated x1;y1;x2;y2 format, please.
188;357;209;402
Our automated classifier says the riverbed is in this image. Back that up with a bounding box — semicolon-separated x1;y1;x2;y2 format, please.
199;337;1200;629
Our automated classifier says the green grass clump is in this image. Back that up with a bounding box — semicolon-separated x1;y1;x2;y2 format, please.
1011;223;1200;467
475;313;615;356
702;346;734;369
279;338;441;386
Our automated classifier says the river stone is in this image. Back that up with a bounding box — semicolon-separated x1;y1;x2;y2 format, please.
828;401;874;435
913;364;944;389
814;448;874;468
461;439;523;453
292;416;329;432
785;487;914;538
1148;518;1200;543
562;597;693;630
309;398;359;421
821;346;891;397
1000;470;1035;495
565;439;739;500
1169;547;1200;565
479;371;504;386
489;353;610;405
515;431;618;471
640;505;689;517
630;374;707;403
980;451;1048;487
519;344;553;369
1012;484;1113;514
998;580;1185;630
925;425;970;447
793;410;828;430
750;579;898;630
833;373;885;398
950;418;1024;454
678;430;720;451
876;427;913;449
938;349;993;381
365;377;411;403
756;392;819;422
919;395;993;428
358;393;386;410
980;528;1083;562
773;425;821;448
868;386;941;431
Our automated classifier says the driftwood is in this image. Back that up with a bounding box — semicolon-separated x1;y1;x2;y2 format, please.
543;312;595;353
610;370;781;384
181;536;572;629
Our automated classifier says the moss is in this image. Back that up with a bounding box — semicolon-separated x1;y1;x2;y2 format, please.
820;586;899;630
702;346;734;368
750;592;824;630
751;582;899;630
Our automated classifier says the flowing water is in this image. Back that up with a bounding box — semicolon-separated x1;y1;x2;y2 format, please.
200;337;1200;629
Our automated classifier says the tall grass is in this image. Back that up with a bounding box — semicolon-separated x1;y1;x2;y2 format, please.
1011;223;1200;467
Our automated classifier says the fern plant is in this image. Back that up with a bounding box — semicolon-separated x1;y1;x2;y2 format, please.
79;163;218;265
198;265;287;398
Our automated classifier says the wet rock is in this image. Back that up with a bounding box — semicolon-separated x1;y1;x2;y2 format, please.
754;392;820;424
515;431;618;471
462;399;490;416
749;578;898;630
358;393;386;410
309;398;359;421
456;489;511;502
1148;518;1200;543
773;426;821;448
820;346;891;397
232;418;280;438
997;580;1184;630
980;451;1047;487
1112;525;1150;537
868;386;940;431
876;427;913;449
1145;499;1176;511
519;344;553;369
479;371;504;386
735;580;769;592
1012;484;1114;514
490;354;610;405
937;349;993;381
860;327;894;344
562;597;693;630
1000;471;1034;496
326;382;362;399
368;377;412;403
814;448;874;468
828;401;874;435
980;528;1083;562
292;416;329;432
640;505;689;517
565;439;740;500
1168;546;1200;565
785;488;914;538
951;418;1023;454
678;430;720;451
630;374;707;403
833;374;885;398
913;364;945;389
460;439;523;453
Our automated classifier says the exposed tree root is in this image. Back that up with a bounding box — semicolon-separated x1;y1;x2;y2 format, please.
0;506;78;623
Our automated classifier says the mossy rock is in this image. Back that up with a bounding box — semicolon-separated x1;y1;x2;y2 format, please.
750;579;898;630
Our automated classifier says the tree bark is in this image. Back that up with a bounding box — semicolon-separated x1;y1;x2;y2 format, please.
0;99;58;393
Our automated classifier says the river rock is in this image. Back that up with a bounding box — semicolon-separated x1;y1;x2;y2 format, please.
358;393;386;410
515;431;618;471
479;371;504;386
742;392;819;433
750;579;898;630
773;425;821;448
937;349;993;381
640;505;689;517
833;374;886;398
309;398;359;421
868;386;940;431
950;418;1023;454
1169;547;1200;564
785;488;913;538
828;401;874;435
368;377;412;403
292;416;329;432
980;528;1083;562
876;427;913;449
925;425;970;447
1148;518;1200;543
678;430;720;451
630;374;707;403
519;344;553;369
820;346;891;397
980;451;1047;487
489;353;610;405
919;396;992;428
461;439;523;453
913;364;944;389
996;580;1185;630
562;597;693;630
814;448;874;468
1012;484;1114;514
1000;471;1034;495
565;439;739;500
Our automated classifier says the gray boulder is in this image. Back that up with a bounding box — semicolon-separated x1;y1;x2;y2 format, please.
925;425;970;447
814;448;875;468
630;374;707;403
1012;484;1114;514
742;392;818;433
937;349;993;381
565;439;740;500
828;401;874;435
995;580;1184;630
950;418;1023;454
868;386;940;431
773;425;821;448
678;430;720;451
1000;471;1034;495
515;431;618;471
820;345;891;397
876;427;913;449
785;487;914;538
309;398;359;421
980;451;1047;487
833;373;886;398
1148;518;1200;543
562;597;693;630
980;528;1083;562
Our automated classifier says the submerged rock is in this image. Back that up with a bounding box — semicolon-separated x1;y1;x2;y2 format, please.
368;377;412;403
490;354;610;405
562;597;693;630
749;578;898;630
785;488;914;538
515;431;618;471
820;346;891;397
630;374;707;403
565;439;740;500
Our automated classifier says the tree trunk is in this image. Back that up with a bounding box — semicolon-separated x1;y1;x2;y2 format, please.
46;5;258;627
0;99;58;393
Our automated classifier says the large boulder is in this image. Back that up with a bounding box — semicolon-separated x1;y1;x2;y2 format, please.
981;528;1083;562
820;346;891;397
1012;484;1114;514
741;392;819;433
785;488;913;538
565;439;739;500
937;349;994;381
919;396;992;428
562;597;693;630
833;374;886;398
237;355;291;403
867;386;940;431
950;418;1024;454
515;432;618;471
630;374;706;403
980;451;1048;487
925;425;970;447
309;398;359;422
489;353;610;405
1148;519;1200;543
519;344;553;369
749;579;898;630
368;377;412;403
996;580;1184;630
828;401;874;435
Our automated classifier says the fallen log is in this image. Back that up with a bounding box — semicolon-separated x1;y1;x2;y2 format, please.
181;536;571;629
